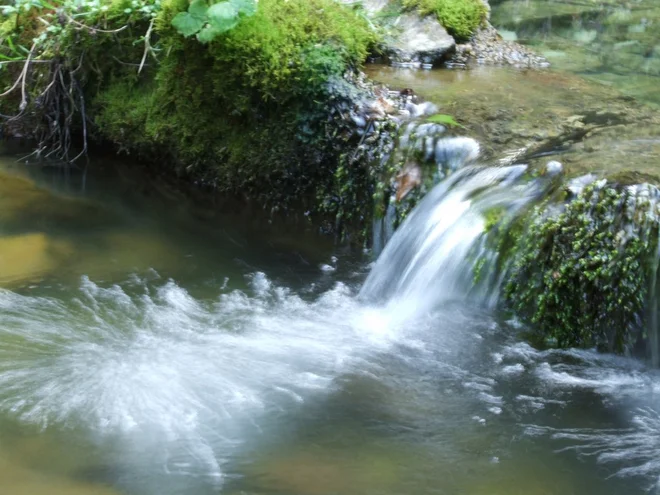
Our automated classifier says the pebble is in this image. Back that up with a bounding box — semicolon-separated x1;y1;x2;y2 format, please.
451;24;549;68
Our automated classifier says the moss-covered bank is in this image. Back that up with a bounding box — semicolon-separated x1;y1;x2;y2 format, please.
402;0;488;41
96;0;378;215
1;0;398;241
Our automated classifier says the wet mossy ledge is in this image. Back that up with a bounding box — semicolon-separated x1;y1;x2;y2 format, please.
0;0;395;242
0;0;491;244
474;175;660;363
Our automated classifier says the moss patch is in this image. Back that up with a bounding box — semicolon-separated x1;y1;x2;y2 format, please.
503;182;659;353
403;0;487;41
92;0;378;224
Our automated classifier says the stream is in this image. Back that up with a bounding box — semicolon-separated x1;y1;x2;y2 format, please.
1;142;660;495
1;3;660;489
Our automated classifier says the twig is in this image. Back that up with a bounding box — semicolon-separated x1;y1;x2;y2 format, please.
112;56;149;67
138;18;155;75
65;14;129;34
1;42;38;119
0;43;38;98
70;79;87;163
19;43;38;112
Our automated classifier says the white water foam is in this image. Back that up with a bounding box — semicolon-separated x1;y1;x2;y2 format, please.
0;274;408;484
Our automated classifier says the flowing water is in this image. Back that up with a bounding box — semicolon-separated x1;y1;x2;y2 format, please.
1;144;660;495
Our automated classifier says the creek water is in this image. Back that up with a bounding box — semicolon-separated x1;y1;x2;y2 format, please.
1;143;660;495
490;0;660;105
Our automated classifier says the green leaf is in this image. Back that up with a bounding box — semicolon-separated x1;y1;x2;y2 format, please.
426;113;465;128
196;24;222;43
172;0;208;37
172;12;205;37
229;0;257;15
189;0;209;19
207;2;239;32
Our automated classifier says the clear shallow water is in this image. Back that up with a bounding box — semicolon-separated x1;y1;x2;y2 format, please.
490;0;660;105
0;150;659;494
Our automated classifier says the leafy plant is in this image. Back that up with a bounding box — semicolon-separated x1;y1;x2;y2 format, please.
427;113;464;128
171;0;256;43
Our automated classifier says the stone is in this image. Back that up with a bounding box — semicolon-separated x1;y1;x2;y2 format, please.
386;13;456;67
544;160;563;176
435;137;481;171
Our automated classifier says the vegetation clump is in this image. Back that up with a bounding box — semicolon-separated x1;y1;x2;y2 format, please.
1;0;383;239
503;181;660;354
402;0;488;41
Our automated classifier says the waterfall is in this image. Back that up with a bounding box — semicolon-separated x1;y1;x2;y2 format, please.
360;164;542;313
363;142;660;362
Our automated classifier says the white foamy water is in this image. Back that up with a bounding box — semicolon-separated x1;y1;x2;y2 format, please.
0;273;411;486
494;343;660;492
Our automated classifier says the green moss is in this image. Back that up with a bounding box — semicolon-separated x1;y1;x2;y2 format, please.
503;182;659;353
3;0;380;240
483;206;506;233
93;0;378;230
403;0;487;41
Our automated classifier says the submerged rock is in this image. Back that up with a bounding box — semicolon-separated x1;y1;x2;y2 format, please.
0;171;118;234
0;452;121;495
241;447;401;495
0;233;72;287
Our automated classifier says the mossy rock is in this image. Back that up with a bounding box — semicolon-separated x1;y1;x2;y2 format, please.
93;0;378;228
503;182;658;353
403;0;488;41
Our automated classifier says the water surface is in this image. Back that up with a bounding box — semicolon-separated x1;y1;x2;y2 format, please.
490;0;660;105
0;149;658;494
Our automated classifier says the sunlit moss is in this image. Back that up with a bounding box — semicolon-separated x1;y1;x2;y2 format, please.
402;0;488;41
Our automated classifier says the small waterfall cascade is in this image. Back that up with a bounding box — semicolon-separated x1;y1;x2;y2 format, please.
361;164;543;314
364;151;660;361
371;118;482;255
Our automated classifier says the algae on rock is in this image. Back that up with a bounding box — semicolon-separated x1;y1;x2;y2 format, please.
503;180;660;355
